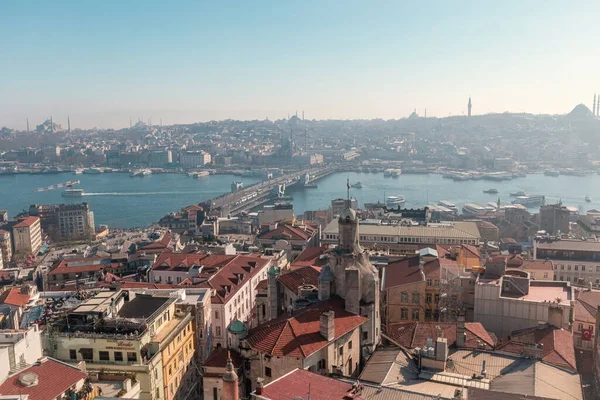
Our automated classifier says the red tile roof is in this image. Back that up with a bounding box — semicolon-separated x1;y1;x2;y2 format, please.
246;296;367;357
115;281;177;289
201;255;270;304
497;325;577;371
0;357;86;400
259;368;353;399
575;290;600;324
255;279;268;291
0;229;9;235
387;322;496;349
203;347;242;369
0;288;30;307
384;256;439;290
49;257;115;276
277;266;321;293
13;216;39;228
258;224;316;242
140;232;173;251
462;244;481;258
151;252;233;271
290;245;329;268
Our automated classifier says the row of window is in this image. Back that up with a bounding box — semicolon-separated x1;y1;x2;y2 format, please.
556;275;600;284
399;292;440;304
555;264;600;272
323;234;476;245
70;348;137;362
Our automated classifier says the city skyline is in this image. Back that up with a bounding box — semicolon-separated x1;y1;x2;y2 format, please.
2;0;600;129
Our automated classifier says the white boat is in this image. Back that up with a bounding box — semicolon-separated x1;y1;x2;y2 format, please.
585;195;592;202
83;168;103;174
438;200;457;212
62;188;84;197
351;182;364;188
386;195;405;209
74;168;84;175
392;169;402;177
511;195;545;206
141;169;152;176
383;169;395;177
193;171;210;179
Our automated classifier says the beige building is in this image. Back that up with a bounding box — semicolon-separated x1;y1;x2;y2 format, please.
44;290;198;400
474;271;574;337
0;228;11;265
12;216;42;254
322;219;481;248
57;203;95;240
534;239;600;285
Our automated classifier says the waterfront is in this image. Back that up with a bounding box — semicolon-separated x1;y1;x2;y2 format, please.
2;171;600;228
0;172;260;228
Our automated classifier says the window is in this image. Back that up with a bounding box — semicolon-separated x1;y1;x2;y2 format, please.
215;311;220;319
400;292;408;302
412;308;420;321
363;331;368;340
216;326;222;337
560;276;564;281
590;325;594;332
426;294;432;303
127;352;137;362
425;310;432;320
561;265;564;270
575;265;579;271
99;351;110;361
339;346;344;356
582;265;586;271
69;349;77;360
401;308;408;320
567;277;571;282
412;292;420;304
434;280;440;287
568;265;572;270
597;266;600;272
213;387;218;400
348;340;353;350
579;324;584;331
80;348;93;361
265;367;272;377
427;279;433;286
318;359;327;370
434;294;440;303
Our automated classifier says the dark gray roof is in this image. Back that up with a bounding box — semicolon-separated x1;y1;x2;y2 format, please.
117;294;169;319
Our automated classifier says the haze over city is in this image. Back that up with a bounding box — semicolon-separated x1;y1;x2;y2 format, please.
2;0;600;129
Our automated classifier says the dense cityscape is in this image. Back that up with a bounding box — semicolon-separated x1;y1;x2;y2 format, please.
0;98;599;400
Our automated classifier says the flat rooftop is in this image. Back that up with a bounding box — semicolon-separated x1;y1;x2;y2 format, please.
117;294;170;319
323;219;481;239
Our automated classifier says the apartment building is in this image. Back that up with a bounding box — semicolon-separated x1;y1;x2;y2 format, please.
0;229;12;265
44;290;198;400
534;238;600;285
12;216;42;254
57;203;95;240
179;151;211;168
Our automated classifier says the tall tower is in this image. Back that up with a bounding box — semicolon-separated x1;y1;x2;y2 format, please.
26;118;29;132
67;116;71;133
468;96;472;117
594;94;597;117
222;351;239;400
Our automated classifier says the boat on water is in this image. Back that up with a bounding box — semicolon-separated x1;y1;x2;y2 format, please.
130;169;152;177
385;195;405;209
83;168;103;174
544;170;560;177
351;182;364;189
510;191;526;197
586;195;592;202
512;195;545;206
62;188;84;197
193;171;210;179
74;168;84;175
383;169;395;177
438;200;458;212
392;169;401;177
483;189;498;194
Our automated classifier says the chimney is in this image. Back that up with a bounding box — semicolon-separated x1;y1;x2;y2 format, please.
320;310;335;341
456;314;466;348
255;378;264;395
435;337;448;362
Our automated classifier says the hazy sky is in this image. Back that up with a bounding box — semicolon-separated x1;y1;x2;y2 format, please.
1;1;599;129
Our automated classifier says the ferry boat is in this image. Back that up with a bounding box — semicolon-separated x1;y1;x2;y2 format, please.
544;170;560;177
509;191;526;197
193;171;210;179
392;169;401;177
511;195;545;206
438;200;458;212
386;195;405;208
586;195;592;202
74;168;84;175
483;189;498;194
462;203;486;215
62;188;84;197
383;169;395;177
351;182;364;189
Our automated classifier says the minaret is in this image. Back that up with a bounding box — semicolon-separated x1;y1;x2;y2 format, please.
468;96;472;117
50;117;54;134
222;351;239;400
594;94;597;116
26;118;29;132
67;116;71;132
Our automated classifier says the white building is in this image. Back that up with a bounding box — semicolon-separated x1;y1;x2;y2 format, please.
0;324;43;383
534;239;600;285
180;151;211;168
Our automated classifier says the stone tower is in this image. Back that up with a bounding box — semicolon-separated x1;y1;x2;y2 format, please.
319;207;381;353
222;351;239;400
267;266;280;320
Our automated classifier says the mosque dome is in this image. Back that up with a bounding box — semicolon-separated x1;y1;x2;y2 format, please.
567;104;594;118
228;320;246;334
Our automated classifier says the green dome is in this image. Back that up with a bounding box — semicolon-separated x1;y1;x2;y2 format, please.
228;320;246;334
267;265;280;276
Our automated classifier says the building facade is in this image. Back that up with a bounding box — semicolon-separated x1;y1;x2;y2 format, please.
534;239;600;285
57;203;95;240
180;151;211;168
12;216;42;254
0;229;13;265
